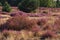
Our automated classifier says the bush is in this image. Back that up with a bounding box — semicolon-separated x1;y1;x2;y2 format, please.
2;2;11;12
18;0;40;13
5;15;37;30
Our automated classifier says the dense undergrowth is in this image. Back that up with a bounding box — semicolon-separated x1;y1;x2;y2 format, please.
0;0;60;40
0;11;60;40
0;7;60;40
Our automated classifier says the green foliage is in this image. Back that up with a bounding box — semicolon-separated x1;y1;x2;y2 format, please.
58;1;60;7
47;0;56;8
0;0;7;6
7;0;22;6
40;0;48;7
1;0;60;8
40;0;56;8
2;2;11;12
18;0;40;13
56;0;60;7
0;2;2;6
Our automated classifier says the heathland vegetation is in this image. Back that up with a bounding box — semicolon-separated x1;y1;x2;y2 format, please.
0;0;60;40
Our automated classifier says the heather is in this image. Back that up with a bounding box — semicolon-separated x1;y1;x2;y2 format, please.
0;0;60;40
0;10;60;40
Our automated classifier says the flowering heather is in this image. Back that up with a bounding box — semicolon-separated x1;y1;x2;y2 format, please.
0;7;60;40
3;15;38;31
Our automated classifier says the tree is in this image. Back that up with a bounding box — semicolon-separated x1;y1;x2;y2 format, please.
40;0;56;8
56;0;60;7
40;0;48;7
0;2;2;6
47;0;56;8
7;0;22;6
18;0;40;13
2;2;11;12
0;0;7;5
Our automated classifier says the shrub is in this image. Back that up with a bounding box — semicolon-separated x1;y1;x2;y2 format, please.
5;15;37;30
2;2;11;12
18;0;40;13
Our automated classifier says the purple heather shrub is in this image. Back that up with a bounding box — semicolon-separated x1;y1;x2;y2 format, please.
10;10;49;17
4;15;37;31
10;11;29;17
10;13;16;16
18;11;25;15
10;12;20;16
27;13;38;17
40;30;57;39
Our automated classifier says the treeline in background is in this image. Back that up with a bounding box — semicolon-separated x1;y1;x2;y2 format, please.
0;0;60;13
0;0;60;8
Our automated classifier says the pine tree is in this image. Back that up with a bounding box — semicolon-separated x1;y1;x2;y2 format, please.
2;2;11;12
18;0;40;13
56;0;60;7
40;0;48;7
0;2;2;6
47;0;56;8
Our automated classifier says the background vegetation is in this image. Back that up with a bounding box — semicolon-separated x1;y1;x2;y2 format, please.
0;0;60;7
0;0;60;12
2;2;11;12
